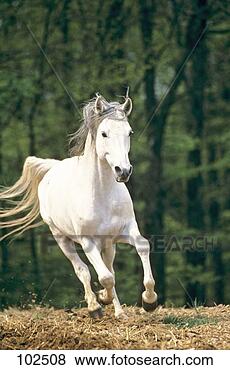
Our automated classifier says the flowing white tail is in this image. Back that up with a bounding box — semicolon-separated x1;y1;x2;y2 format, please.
0;156;57;241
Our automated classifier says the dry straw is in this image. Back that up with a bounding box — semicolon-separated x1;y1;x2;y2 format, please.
0;305;229;350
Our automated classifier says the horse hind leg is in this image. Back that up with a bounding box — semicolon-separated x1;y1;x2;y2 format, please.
50;228;102;318
80;236;115;304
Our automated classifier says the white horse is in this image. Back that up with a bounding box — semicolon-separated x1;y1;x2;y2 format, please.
0;93;157;319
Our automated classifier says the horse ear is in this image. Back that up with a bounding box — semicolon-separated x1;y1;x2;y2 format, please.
95;94;108;114
121;97;132;116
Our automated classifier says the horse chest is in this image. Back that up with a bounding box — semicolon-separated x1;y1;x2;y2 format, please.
77;199;132;235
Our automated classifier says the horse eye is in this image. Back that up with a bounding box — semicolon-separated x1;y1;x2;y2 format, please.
129;130;134;136
102;132;107;138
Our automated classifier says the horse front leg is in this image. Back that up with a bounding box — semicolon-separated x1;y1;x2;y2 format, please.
120;224;158;311
136;236;158;311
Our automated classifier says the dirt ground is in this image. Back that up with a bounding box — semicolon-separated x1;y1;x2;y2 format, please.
0;304;229;350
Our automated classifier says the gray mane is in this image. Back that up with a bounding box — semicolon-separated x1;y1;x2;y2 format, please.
69;97;126;156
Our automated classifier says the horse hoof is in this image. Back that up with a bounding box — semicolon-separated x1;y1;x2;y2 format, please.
89;307;103;319
96;290;112;305
115;312;128;320
142;299;158;312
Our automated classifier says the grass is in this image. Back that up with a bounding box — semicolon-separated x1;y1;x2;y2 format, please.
163;314;218;328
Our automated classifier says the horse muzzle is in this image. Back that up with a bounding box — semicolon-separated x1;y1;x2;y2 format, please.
115;165;133;182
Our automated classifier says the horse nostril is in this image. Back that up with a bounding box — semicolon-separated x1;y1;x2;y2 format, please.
129;165;133;175
115;166;123;176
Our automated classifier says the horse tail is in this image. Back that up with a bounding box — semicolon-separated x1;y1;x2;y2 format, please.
0;156;58;241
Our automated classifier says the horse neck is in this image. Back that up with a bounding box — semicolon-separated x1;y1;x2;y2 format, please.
83;132;115;192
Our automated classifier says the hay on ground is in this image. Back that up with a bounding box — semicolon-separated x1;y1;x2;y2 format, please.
0;305;229;349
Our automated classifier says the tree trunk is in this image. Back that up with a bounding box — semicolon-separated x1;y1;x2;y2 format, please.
138;0;189;304
27;4;53;302
96;0;127;95
185;0;208;305
59;0;75;128
138;0;166;303
0;129;9;308
0;96;23;308
27;4;52;155
208;144;225;303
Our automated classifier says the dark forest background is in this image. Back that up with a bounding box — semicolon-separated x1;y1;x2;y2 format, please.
0;0;229;309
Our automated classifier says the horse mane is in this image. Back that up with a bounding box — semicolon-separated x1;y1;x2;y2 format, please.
69;96;126;156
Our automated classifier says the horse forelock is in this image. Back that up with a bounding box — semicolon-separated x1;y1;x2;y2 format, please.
69;98;126;157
